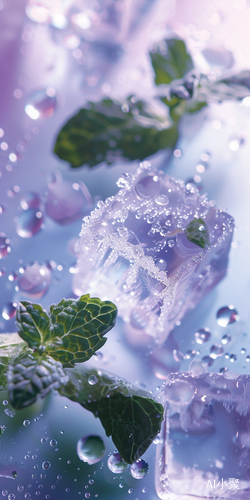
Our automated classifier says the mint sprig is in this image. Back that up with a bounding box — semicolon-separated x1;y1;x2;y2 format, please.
16;295;117;367
2;296;163;464
53;38;250;170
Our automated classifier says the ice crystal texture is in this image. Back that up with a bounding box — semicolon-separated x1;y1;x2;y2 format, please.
155;372;250;499
73;162;234;343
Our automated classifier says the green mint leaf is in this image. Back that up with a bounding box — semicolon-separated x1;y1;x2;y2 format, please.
7;349;68;410
185;217;210;249
53;98;178;168
59;366;164;464
150;38;194;86
46;295;118;368
16;301;51;349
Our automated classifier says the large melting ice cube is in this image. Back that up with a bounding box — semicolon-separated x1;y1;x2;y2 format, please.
155;372;250;499
73;162;234;343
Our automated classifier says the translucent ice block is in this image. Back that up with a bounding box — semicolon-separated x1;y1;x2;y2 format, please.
73;162;234;343
155;372;250;499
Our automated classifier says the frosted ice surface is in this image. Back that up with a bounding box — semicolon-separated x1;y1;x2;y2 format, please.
155;372;250;499
73;162;234;343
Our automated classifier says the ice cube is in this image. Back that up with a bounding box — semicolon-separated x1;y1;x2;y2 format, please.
72;162;234;343
155;371;250;499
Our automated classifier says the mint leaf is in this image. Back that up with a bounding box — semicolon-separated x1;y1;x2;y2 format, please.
185;217;210;249
8;350;68;410
59;366;164;464
46;295;118;368
16;301;50;349
53;98;178;168
150;38;194;86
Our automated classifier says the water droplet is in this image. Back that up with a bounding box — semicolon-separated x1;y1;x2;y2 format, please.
220;367;228;373
76;435;106;465
25;88;57;120
16;208;44;237
130;459;149;479
45;181;93;224
155;195;169;206
107;453;127;473
135;174;161;198
210;344;224;359
167;239;175;248
7;493;15;499
23;420;30;427
216;306;239;327
42;461;51;470
202;356;214;367
194;328;211;344
3;400;8;405
20;192;41;210
230;354;237;362
18;263;51;299
50;440;57;447
88;375;98;386
221;334;231;344
0;234;11;259
2;303;17;320
241;348;246;354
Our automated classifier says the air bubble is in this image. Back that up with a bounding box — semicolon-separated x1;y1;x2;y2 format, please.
23;420;30;427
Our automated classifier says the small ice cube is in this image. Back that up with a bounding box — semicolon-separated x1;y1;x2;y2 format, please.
155;372;250;499
72;162;234;343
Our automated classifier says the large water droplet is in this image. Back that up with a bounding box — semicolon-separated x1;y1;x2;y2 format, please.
18;263;51;299
135;174;161;198
76;435;106;465
216;306;238;327
194;328;211;344
130;459;149;479
107;453;127;473
0;234;11;259
45;181;93;224
2;303;17;320
25;88;57;120
20;192;41;211
16;209;44;237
